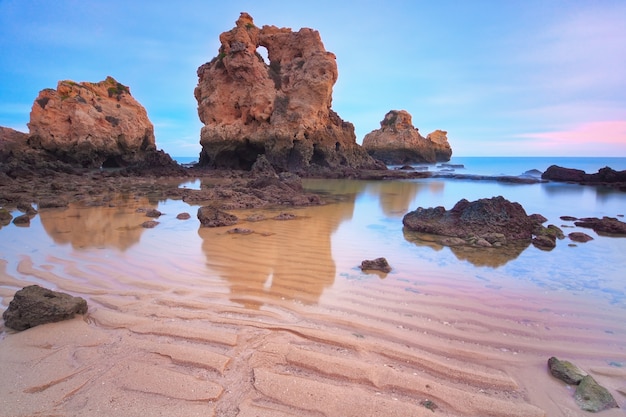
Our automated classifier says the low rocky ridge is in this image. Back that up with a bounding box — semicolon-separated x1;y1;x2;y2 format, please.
362;110;452;164
542;165;626;190
402;196;563;250
195;12;382;173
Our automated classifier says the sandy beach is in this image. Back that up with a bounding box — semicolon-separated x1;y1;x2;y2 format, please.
1;186;625;417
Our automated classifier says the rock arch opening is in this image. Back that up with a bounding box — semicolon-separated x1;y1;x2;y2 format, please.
256;46;269;65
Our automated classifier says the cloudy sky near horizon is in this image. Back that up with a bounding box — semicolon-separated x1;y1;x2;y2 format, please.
1;0;625;157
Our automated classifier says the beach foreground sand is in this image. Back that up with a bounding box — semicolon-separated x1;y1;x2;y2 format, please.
2;256;625;417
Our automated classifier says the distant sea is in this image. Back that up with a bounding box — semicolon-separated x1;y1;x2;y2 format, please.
174;155;626;177
437;156;626;177
173;156;198;165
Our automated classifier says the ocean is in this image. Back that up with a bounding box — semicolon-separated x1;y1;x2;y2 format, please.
395;156;626;177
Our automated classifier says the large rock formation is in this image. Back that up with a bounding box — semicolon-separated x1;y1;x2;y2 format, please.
27;76;158;168
362;110;452;164
194;12;381;173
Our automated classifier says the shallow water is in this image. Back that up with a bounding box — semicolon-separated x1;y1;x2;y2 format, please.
1;174;626;416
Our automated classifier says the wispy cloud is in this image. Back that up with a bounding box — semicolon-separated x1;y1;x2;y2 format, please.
519;120;626;156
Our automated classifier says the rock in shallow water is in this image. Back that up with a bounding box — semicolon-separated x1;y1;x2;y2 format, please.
197;206;238;227
360;257;392;273
2;285;88;331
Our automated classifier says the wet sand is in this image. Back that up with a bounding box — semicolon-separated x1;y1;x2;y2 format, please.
1;192;625;416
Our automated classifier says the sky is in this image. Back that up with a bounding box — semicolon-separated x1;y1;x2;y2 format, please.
1;0;625;157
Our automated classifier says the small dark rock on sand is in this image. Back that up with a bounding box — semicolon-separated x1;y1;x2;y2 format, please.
360;257;392;273
3;285;88;331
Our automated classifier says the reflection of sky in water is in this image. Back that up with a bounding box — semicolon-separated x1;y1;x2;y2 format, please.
1;177;625;308
307;178;626;306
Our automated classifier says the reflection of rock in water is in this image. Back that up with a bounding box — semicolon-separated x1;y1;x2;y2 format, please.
364;181;426;217
39;196;157;251
403;230;529;267
304;178;443;218
199;203;355;308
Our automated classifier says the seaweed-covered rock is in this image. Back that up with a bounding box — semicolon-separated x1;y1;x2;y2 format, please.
547;356;587;385
2;285;88;331
574;375;619;412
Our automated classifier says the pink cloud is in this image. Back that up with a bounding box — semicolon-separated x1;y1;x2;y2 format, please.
521;120;626;156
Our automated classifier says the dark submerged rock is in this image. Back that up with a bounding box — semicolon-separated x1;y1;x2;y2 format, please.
3;285;88;331
574;216;626;235
360;257;392;273
145;208;162;218
12;213;31;226
0;208;13;225
273;212;297;220
568;232;594;243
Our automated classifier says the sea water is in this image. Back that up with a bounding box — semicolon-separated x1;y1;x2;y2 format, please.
401;156;626;177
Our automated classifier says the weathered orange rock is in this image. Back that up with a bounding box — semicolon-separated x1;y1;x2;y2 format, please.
28;76;156;168
194;12;381;172
362;110;452;164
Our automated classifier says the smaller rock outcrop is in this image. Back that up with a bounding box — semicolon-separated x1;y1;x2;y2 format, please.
2;285;88;331
27;77;175;170
362;110;452;164
402;196;556;249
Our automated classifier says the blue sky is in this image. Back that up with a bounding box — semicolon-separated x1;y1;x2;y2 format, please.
1;0;625;157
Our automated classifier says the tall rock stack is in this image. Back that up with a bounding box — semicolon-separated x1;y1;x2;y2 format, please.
194;12;381;172
362;110;452;164
28;76;157;168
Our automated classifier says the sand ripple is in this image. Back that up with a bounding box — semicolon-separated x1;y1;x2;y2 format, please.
1;200;625;416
